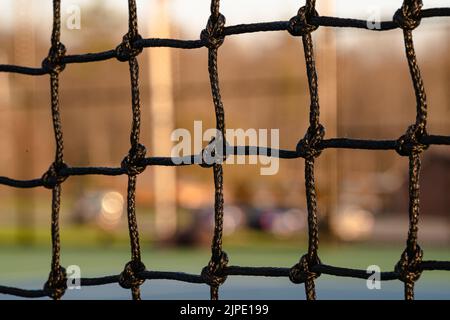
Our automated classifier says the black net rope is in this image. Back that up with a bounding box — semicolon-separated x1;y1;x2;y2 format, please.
0;0;449;300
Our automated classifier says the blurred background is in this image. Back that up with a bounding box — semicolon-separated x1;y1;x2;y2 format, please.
0;0;448;299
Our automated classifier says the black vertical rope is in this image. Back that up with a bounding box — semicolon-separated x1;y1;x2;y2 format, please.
393;0;428;301
117;0;146;301
41;0;68;301
200;0;229;301
43;0;66;300
287;0;323;301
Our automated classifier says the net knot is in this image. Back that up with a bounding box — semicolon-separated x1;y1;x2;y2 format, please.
42;42;66;74
201;251;229;287
201;13;226;49
116;32;143;62
395;124;428;157
395;245;423;284
393;1;423;30
297;124;325;158
119;260;146;289
121;143;147;176
289;254;321;284
44;266;67;300
42;162;68;189
288;6;319;37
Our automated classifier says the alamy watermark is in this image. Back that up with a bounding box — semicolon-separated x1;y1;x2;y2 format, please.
67;265;81;290
366;6;382;30
171;121;280;175
65;4;81;30
366;265;381;290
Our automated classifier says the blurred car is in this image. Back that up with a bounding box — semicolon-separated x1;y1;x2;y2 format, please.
175;205;306;246
331;206;375;241
175;205;247;246
71;190;124;231
249;207;306;237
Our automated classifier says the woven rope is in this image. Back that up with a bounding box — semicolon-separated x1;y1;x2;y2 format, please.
0;0;449;300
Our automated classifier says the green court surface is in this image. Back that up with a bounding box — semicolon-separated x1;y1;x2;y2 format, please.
1;236;449;299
